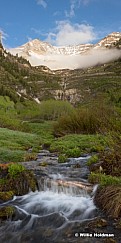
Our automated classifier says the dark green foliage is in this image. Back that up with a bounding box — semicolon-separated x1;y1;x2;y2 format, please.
54;103;121;136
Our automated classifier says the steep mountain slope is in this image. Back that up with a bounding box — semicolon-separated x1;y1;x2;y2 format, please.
0;39;121;106
8;32;121;69
0;43;61;103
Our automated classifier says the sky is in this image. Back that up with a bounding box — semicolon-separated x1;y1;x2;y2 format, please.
0;0;121;48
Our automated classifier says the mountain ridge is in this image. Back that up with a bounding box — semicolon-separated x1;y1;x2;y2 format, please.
0;36;121;105
8;32;121;70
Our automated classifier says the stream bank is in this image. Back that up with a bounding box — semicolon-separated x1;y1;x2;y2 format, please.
0;150;121;243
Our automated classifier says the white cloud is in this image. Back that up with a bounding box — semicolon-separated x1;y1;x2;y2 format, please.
53;11;61;17
27;36;33;42
46;21;97;46
0;28;8;40
65;0;91;18
24;48;121;70
80;0;90;5
65;1;75;17
36;0;47;8
31;27;42;35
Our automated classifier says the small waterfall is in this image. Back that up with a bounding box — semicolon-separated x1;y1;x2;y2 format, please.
38;177;89;196
0;155;99;243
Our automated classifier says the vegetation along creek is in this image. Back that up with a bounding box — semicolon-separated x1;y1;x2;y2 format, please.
0;39;121;243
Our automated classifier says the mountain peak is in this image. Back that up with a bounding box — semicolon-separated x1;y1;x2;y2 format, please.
8;32;121;70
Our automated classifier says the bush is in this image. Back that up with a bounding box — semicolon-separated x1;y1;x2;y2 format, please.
66;148;81;157
88;172;121;186
8;163;25;178
58;154;67;163
24;153;37;162
50;134;109;156
87;155;98;166
38;100;74;120
54;108;100;136
53;104;121;136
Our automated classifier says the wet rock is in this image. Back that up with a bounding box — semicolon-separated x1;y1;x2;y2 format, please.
73;163;81;168
87;218;108;228
37;150;51;158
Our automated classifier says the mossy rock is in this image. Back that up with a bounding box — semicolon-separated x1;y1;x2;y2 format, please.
0;206;15;220
0;191;14;202
39;162;48;167
24;171;38;192
0;170;38;196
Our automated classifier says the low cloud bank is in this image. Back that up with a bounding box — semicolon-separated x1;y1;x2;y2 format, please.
29;48;121;70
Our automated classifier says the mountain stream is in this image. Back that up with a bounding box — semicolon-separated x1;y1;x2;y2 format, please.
0;152;120;243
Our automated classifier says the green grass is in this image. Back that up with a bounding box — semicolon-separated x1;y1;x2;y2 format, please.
89;172;121;186
0;128;42;162
28;121;54;142
50;133;110;156
0;149;25;162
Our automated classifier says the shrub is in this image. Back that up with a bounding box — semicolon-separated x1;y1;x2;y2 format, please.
98;144;121;176
53;104;121;136
38;100;74;120
58;154;67;163
87;155;98;166
50;134;109;156
53;108;100;136
8;163;25;178
66;148;81;157
88;172;121;186
24;153;37;162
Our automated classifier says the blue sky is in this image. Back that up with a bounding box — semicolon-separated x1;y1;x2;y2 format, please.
0;0;121;47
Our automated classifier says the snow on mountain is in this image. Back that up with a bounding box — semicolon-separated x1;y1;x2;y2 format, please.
8;32;121;70
94;32;121;49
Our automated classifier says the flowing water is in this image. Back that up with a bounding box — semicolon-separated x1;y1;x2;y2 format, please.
0;155;107;243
